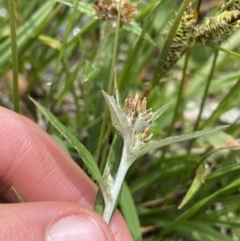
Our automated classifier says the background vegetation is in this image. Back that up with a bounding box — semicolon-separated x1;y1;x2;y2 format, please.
1;0;240;240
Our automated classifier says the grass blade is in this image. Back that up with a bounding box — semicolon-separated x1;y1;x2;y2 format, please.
29;96;105;185
120;182;143;241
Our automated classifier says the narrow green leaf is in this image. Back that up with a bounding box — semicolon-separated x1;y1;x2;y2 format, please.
94;188;105;216
8;0;20;113
152;102;170;121
55;0;96;16
119;182;143;241
11;186;24;203
123;22;156;46
207;43;240;58
38;35;61;50
135;0;166;21
119;1;162;90
178;162;210;209
0;1;56;67
160;178;240;235
207;163;240;181
139;126;229;157
105;134;123;179
174;220;234;241
29;97;105;185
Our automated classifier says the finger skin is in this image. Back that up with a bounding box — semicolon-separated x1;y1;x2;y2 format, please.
0;107;133;241
0;202;114;241
0;107;96;206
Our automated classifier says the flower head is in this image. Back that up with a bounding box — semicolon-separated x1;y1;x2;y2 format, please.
123;94;154;143
92;0;136;24
102;91;154;144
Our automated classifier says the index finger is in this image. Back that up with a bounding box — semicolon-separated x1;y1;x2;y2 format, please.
0;107;133;241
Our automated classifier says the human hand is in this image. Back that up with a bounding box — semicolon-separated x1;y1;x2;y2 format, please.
0;107;133;241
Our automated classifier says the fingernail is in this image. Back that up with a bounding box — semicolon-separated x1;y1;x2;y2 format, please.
46;215;108;241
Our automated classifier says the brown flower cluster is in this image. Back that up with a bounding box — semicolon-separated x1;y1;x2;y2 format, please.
124;94;153;143
92;0;136;24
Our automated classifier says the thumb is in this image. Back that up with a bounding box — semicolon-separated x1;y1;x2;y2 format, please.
1;202;114;241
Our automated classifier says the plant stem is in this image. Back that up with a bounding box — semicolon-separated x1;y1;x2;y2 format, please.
97;0;122;168
8;0;19;113
195;51;217;125
202;76;240;128
102;141;132;223
187;50;218;152
160;50;191;160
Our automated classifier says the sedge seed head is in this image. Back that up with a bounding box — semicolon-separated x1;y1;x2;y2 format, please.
162;3;195;72
194;10;240;44
218;0;240;13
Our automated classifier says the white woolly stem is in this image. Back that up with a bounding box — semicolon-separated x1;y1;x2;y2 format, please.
102;141;132;223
